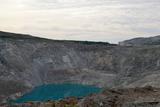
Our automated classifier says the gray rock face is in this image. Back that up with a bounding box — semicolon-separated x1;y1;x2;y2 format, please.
1;31;160;103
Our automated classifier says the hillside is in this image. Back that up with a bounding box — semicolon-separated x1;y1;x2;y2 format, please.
1;31;160;103
119;35;160;46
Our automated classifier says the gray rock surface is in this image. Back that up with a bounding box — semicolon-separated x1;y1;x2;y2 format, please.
1;31;160;103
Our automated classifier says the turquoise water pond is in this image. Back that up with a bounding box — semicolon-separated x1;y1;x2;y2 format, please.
15;83;101;103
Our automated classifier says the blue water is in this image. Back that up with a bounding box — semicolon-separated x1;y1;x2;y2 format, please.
15;83;101;103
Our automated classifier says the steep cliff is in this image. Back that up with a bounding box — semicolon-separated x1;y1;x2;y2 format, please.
0;31;160;103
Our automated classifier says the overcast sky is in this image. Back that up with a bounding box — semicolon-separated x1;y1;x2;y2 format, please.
0;0;160;43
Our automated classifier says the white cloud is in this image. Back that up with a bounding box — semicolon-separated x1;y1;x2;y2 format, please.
0;0;160;43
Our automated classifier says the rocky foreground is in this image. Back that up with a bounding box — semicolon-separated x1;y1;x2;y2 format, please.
2;86;160;107
81;86;160;107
